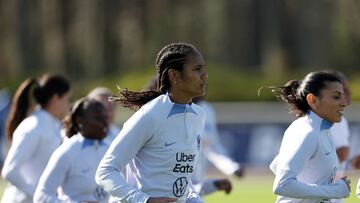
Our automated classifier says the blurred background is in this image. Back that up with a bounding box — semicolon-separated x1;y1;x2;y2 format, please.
1;0;360;202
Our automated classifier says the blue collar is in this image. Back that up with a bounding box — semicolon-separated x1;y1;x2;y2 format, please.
307;111;333;130
81;138;106;149
320;119;333;130
167;103;197;118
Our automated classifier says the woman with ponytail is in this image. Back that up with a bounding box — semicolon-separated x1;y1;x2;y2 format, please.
268;71;351;203
34;97;109;203
96;42;208;203
1;74;71;203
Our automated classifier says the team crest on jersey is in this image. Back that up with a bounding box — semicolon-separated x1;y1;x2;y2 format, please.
197;135;201;150
173;177;188;197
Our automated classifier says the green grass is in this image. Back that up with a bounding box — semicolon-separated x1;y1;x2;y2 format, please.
204;173;276;202
0;171;359;202
204;170;360;203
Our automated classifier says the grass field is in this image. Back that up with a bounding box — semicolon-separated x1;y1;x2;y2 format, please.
204;169;360;203
0;169;359;202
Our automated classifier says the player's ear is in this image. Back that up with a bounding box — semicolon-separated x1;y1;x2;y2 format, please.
168;69;181;86
306;93;319;111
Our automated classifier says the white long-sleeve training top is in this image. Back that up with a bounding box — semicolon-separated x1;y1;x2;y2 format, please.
33;134;109;203
1;109;62;203
96;93;205;203
270;111;350;203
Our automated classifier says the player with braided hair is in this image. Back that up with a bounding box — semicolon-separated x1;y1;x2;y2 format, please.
34;97;109;203
96;42;207;203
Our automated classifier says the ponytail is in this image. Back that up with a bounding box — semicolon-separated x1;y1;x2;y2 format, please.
5;78;38;141
109;89;162;111
270;80;309;118
264;71;342;118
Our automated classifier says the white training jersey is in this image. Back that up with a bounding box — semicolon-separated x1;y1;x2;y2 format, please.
1;109;62;203
33;134;109;203
270;111;350;203
103;124;121;145
96;93;205;203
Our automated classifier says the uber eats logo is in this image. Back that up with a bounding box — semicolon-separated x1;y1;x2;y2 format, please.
173;152;196;173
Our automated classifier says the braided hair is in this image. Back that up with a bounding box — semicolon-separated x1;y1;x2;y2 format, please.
110;42;200;110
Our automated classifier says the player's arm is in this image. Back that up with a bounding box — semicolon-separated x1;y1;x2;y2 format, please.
96;112;154;203
2;128;40;197
33;147;70;203
273;131;350;199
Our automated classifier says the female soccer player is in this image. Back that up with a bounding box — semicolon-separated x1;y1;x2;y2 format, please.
88;87;121;144
34;97;109;203
1;74;71;203
95;42;207;203
268;71;351;203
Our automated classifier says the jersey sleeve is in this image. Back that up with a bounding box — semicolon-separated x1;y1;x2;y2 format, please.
1;127;41;197
95;110;154;203
33;146;71;203
272;130;350;199
186;178;204;203
200;102;240;175
193;179;217;196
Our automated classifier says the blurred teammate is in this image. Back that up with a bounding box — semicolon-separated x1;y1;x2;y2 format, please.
0;88;10;167
1;74;71;203
34;97;109;203
95;42;207;203
88;87;121;144
268;71;351;202
192;96;243;196
326;71;351;203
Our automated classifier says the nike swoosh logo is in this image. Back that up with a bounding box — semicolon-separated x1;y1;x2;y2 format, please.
165;141;176;147
325;152;331;155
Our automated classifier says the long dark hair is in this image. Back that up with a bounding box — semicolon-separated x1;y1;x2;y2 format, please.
267;71;341;118
5;74;70;141
110;42;200;111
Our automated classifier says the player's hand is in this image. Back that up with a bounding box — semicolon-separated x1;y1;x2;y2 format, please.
341;176;351;191
234;166;245;178
351;155;360;169
147;197;177;203
214;179;232;194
